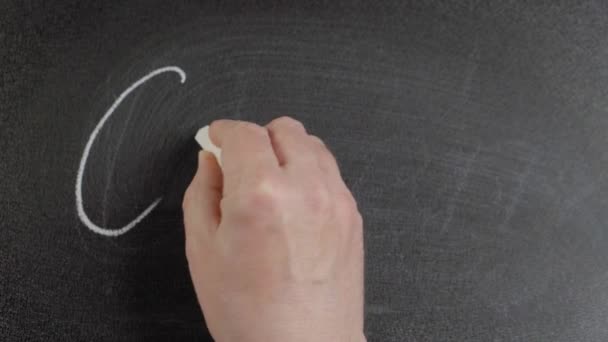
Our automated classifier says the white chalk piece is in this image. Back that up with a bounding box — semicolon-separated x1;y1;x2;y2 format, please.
195;125;222;166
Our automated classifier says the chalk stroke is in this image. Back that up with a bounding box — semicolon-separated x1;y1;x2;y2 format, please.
75;66;186;237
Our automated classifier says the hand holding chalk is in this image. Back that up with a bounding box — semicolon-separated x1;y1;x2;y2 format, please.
183;117;366;342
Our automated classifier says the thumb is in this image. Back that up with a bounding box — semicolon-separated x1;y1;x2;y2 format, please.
182;151;223;241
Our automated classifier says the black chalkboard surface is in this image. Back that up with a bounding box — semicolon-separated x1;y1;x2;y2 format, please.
2;1;608;341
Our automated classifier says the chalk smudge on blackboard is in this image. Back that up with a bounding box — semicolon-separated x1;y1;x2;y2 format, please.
75;66;187;237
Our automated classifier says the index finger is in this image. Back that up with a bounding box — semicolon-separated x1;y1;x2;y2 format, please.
209;119;279;181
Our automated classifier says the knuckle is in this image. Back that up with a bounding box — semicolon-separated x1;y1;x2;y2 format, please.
236;177;282;222
310;135;338;166
336;191;361;225
319;148;338;168
340;190;358;210
352;210;364;229
251;185;280;212
271;116;305;131
349;209;364;234
236;121;266;137
309;135;326;148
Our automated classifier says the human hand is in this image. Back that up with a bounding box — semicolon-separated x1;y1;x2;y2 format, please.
182;117;365;342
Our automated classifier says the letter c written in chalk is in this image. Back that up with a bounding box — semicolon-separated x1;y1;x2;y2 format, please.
75;66;187;237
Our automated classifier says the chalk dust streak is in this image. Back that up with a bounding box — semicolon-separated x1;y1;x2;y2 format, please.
75;66;186;237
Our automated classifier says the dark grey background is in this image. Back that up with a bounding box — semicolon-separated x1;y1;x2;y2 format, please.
2;1;608;341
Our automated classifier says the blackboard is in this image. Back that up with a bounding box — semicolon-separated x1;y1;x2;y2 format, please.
2;1;608;341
